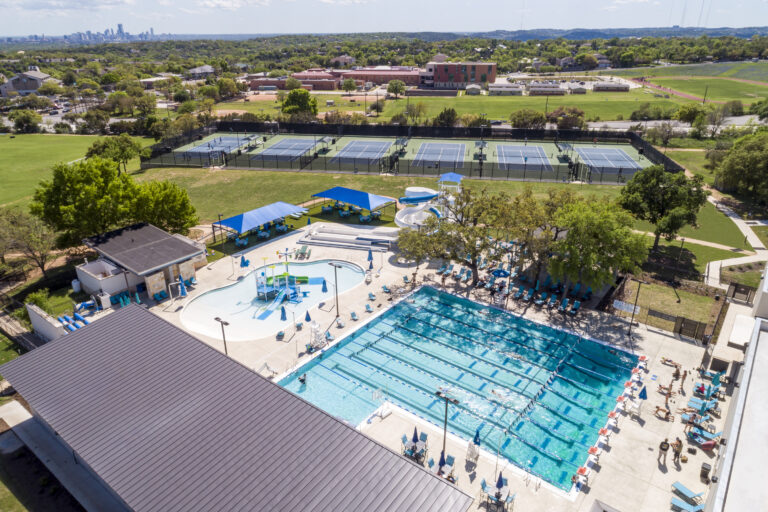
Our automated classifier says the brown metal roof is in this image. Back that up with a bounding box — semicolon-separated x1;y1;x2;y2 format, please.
0;306;474;512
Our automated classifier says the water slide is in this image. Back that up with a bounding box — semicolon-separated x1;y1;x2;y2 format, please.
395;187;441;229
256;287;287;320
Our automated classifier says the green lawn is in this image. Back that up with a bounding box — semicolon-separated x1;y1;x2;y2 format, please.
602;61;768;82
215;93;375;116
665;149;716;184
0;134;153;208
0;333;21;380
648;77;768;103
635;201;749;250
752;226;768;248
379;89;687;121
645;237;737;276
721;262;765;288
623;279;716;324
134;167;623;223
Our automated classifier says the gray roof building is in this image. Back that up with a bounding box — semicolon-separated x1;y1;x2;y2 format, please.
0;306;473;512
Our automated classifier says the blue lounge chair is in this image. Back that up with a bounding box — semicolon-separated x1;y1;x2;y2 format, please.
419;432;428;444
513;287;525;300
672;482;704;503
382;285;391;293
692;428;723;441
523;288;534;302
436;264;447;275
688;398;718;410
365;303;374;313
351;311;359;321
368;292;376;301
569;300;581;316
582;286;592;301
336;318;345;328
535;292;548;306
671;497;706;512
570;283;582;297
485;275;497;289
462;270;472;283
325;331;335;342
442;264;454;276
558;298;570;313
547;295;558;308
681;413;710;424
276;331;285;340
403;275;410;284
455;268;466;281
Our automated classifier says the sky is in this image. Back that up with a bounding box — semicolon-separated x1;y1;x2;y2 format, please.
2;0;767;37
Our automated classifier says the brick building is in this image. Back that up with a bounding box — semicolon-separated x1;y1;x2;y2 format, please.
420;61;496;89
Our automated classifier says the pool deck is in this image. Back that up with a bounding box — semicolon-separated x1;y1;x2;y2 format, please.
151;224;733;512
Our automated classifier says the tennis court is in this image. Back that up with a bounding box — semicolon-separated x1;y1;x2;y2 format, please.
185;136;246;155
254;138;317;162
330;140;392;164
497;145;553;171
412;142;466;168
575;147;642;172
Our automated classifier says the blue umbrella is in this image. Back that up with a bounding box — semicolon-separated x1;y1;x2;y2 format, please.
496;471;504;489
280;305;286;321
698;401;709;415
412;427;419;444
638;386;647;400
307;217;311;225
367;249;373;261
178;276;187;297
322;279;328;293
491;269;510;278
369;260;373;271
305;310;311;322
240;255;247;268
438;450;445;468
473;428;481;446
712;372;722;387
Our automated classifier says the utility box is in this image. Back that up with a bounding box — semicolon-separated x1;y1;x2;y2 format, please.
701;462;711;481
97;292;111;310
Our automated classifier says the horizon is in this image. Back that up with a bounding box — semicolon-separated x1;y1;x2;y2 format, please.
3;0;768;38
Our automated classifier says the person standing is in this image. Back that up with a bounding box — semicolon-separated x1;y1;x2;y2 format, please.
658;438;670;465
680;370;688;393
672;438;683;464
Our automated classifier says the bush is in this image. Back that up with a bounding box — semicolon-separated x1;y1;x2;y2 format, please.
53;122;72;134
12;288;53;325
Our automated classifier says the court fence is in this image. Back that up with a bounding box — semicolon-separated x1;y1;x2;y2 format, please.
141;122;683;183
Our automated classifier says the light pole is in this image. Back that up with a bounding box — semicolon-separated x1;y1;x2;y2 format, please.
214;317;229;356
435;389;459;455
328;262;341;318
675;238;686;271
627;279;646;337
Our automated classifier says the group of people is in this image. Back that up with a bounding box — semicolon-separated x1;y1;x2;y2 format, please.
657;437;684;465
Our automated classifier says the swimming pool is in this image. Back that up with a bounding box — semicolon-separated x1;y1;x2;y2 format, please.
279;286;637;491
180;259;365;340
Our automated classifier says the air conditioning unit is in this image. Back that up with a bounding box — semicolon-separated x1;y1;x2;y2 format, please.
96;292;111;310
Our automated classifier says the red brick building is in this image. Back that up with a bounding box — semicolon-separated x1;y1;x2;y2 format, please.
420;61;497;89
340;68;421;86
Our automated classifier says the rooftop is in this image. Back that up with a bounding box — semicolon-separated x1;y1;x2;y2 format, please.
0;305;473;512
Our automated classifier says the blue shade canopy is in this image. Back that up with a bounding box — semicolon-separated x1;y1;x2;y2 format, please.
214;202;306;235
312;187;394;211
638;386;647;400
439;172;464;183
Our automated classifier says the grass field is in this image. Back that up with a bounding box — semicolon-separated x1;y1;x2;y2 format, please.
0;134;153;208
649;237;738;274
0;333;21;379
379;89;687;121
665;149;715;184
721;262;765;288
214;93;372;116
622;279;716;326
648;77;768;103
602;61;768;82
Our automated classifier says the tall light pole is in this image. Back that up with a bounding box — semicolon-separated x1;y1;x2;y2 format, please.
214;317;229;356
435;389;459;455
627;279;646;338
328;262;341;318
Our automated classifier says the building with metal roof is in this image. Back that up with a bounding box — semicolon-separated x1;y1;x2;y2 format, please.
0;305;473;512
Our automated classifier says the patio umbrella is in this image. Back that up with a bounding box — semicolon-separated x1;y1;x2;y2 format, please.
491;269;510;278
638;386;647;400
240;255;247;268
305;310;311;322
280;305;287;321
712;372;722;387
473;428;481;446
322;279;328;293
438;450;445;468
412;427;419;444
307;217;311;225
178;276;187;298
367;249;373;262
698;401;709;415
369;260;374;271
496;471;504;489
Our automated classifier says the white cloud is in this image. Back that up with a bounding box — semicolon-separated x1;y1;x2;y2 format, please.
196;0;270;9
318;0;371;4
7;0;134;10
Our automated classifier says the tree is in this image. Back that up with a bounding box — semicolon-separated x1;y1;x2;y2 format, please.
282;88;318;115
387;79;406;99
706;105;728;138
342;78;357;95
9;109;42;133
80;109;110;134
716;132;768;200
397;227;435;284
546;106;584;129
549;201;647;296
135;94;156;117
37;81;63;96
674;103;707;125
459;113;484;127
284;77;302;90
216;78;238;98
132;181;198;235
619;165;708;250
497;188;550;281
404;102;427;124
177;100;197;114
86;134;144;175
432;107;457;127
581;54;598;69
750;98;768;121
0;209;56;279
509;108;546;129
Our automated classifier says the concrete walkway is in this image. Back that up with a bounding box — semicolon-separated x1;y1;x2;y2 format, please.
710;197;765;250
0;401;128;512
705;252;768;290
633;230;752;253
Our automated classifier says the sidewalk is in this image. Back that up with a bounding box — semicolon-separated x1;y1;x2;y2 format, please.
710;197;765;250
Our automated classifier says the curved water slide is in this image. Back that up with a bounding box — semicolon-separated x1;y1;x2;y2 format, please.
395;187;442;229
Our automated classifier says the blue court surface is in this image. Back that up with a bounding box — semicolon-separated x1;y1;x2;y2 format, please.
412;142;466;168
575;147;642;172
497;145;553;171
331;140;392;164
254;138;317;162
185;136;245;154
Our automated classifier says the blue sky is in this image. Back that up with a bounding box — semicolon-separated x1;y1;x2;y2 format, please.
2;0;766;37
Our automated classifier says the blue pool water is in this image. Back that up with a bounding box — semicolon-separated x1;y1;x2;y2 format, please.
181;259;364;340
279;286;637;491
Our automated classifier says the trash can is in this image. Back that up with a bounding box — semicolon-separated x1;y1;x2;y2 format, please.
71;279;81;293
701;462;711;480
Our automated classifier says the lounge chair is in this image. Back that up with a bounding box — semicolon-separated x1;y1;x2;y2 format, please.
365;303;374;313
276;331;285;340
455;268;466;281
462;270;472;283
671;497;706;512
582;286;592;301
570;283;582;297
535;292;548;306
436;264;447;275
382;285;391;293
558;298;570;313
336;318;345;328
351;311;359;321
681;413;710;424
485;275;497;289
419;432;428;445
442;264;454;276
523;288;534;302
325;331;335;342
403;275;410;284
672;482;704;503
368;292;377;301
513;287;525;300
569;300;582;316
686;431;716;450
547;295;558;308
692;428;723;441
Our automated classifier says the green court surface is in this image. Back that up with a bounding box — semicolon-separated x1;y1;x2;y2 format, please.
648;77;768;103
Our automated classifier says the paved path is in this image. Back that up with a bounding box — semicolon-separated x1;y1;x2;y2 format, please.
709;197;765;250
633;230;751;253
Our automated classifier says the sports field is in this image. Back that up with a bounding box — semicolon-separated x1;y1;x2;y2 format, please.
380;88;687;121
602;61;768;82
0;134;152;208
648;77;768;103
214;93;374;116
